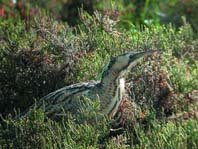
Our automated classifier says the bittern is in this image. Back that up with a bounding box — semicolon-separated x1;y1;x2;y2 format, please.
17;50;157;120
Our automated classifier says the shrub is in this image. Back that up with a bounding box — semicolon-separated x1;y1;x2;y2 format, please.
0;10;198;148
0;15;87;117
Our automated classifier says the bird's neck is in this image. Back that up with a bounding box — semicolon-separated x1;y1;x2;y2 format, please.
99;70;125;117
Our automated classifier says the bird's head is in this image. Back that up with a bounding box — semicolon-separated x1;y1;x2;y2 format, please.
111;50;158;72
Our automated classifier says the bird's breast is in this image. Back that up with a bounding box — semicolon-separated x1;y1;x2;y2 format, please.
104;78;125;118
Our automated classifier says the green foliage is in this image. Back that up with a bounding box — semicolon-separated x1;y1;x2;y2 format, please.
159;0;198;32
96;0;198;32
2;0;198;31
96;0;161;28
0;16;83;116
132;120;198;149
0;2;198;148
0;110;110;148
168;60;198;93
1;111;198;148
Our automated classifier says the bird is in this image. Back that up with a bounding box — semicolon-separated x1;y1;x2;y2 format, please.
17;50;158;121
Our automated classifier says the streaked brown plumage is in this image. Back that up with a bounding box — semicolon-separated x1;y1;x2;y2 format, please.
17;50;158;121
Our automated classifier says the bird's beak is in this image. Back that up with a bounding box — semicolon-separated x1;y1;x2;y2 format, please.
129;50;159;61
127;50;159;70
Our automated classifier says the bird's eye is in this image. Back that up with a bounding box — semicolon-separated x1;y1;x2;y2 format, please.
129;55;134;59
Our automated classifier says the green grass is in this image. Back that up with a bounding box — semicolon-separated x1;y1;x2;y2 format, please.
1;114;197;148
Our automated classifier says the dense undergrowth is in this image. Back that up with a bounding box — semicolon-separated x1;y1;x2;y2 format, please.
0;1;198;148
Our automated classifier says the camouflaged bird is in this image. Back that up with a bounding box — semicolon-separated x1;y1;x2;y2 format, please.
17;50;158;121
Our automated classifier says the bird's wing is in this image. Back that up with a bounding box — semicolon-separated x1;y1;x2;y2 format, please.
40;80;100;105
16;80;99;119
